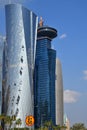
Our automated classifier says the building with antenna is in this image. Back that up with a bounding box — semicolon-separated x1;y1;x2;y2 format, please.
3;4;38;128
34;17;57;127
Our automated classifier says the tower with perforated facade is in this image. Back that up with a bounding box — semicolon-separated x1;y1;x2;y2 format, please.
4;4;38;128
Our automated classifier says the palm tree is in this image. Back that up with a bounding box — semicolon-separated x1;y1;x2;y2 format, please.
11;115;16;122
0;125;2;130
36;126;46;130
0;114;3;125
4;115;13;130
60;125;67;130
70;123;86;130
52;125;61;130
0;114;6;121
11;115;16;130
0;114;17;130
0;114;7;129
44;120;53;130
15;118;22;130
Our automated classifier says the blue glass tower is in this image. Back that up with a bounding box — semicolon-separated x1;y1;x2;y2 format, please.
34;18;57;127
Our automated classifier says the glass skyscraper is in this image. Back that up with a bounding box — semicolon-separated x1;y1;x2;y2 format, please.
3;4;38;128
34;18;57;127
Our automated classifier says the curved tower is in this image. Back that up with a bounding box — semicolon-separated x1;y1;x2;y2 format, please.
55;58;63;126
5;4;38;128
34;18;57;127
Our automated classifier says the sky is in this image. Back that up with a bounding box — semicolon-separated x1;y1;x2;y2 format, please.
0;0;87;127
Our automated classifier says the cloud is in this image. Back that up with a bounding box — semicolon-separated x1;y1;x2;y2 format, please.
83;70;87;80
59;33;67;39
64;90;80;103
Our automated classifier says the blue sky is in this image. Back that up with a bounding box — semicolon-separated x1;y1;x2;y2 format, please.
0;0;87;127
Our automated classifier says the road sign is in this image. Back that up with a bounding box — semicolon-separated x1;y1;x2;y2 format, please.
25;115;35;126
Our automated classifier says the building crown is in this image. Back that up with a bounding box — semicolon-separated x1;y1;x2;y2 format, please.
38;17;44;27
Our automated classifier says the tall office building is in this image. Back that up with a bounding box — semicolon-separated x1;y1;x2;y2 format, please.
34;18;57;127
0;37;4;115
3;4;38;128
55;58;63;126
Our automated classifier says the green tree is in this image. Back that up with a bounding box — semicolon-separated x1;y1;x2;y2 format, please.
16;118;22;130
0;114;3;125
0;125;2;130
0;114;16;130
44;120;53;130
11;115;16;121
4;115;13;130
0;114;6;121
53;125;61;130
0;114;7;129
60;125;67;130
70;123;87;130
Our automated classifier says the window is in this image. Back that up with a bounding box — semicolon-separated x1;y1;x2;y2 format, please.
22;45;24;48
14;83;16;86
16;95;20;105
21;56;23;63
15;108;19;116
20;70;22;75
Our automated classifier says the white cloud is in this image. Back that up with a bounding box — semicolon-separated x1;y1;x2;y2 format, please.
59;33;67;39
83;70;87;80
64;90;80;103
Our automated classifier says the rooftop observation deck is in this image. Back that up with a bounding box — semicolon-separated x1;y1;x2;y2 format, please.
37;17;57;39
37;26;57;39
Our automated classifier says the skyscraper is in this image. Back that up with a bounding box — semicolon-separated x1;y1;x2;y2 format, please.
55;58;63;126
34;18;57;127
0;36;4;115
3;4;38;128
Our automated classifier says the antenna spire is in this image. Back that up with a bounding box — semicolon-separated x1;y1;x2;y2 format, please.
39;17;44;27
